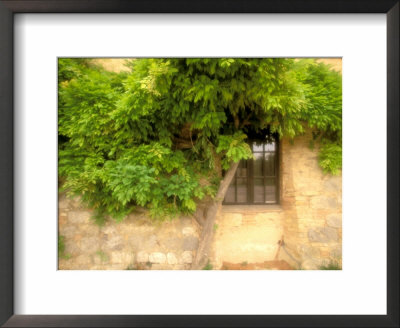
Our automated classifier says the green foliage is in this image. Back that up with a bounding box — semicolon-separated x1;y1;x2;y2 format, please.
202;261;213;270
58;58;342;222
213;224;219;232
295;61;342;133
216;133;253;170
58;58;91;83
294;60;342;174
319;260;342;270
95;250;109;262
58;235;71;260
126;264;138;270
318;142;342;175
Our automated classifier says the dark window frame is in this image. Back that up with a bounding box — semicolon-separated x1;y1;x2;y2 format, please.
223;136;280;205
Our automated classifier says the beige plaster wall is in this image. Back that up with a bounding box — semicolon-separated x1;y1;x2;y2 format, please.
211;206;284;268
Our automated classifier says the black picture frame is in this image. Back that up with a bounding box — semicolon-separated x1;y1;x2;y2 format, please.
0;1;398;327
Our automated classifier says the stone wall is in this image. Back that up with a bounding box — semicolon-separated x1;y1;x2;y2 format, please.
58;195;200;270
59;131;341;270
280;131;342;269
212;130;342;270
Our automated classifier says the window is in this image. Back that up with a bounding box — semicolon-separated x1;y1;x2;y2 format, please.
223;136;279;205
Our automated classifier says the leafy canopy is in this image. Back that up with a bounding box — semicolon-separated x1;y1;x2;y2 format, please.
58;58;342;222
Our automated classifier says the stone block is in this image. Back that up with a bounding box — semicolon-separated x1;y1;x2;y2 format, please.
300;190;320;197
150;264;172;270
310;196;337;210
75;254;91;267
128;234;145;249
163;237;182;251
93;252;109;265
107;263;127;270
181;251;193;264
136;251;149;263
301;258;324;270
58;196;70;209
330;246;342;258
297;245;320;258
71;196;83;209
182;227;196;236
58;214;70;228
144;234;158;249
60;226;77;239
104;235;124;251
167;252;178;265
183;236;199;251
180;216;193;227
111;251;133;264
102;225;117;235
68;211;91;224
320;249;331;258
149;252;166;264
172;264;188;270
308;227;338;243
326;214;342;228
323;177;341;192
80;223;100;236
281;197;296;206
64;238;81;255
80;236;100;253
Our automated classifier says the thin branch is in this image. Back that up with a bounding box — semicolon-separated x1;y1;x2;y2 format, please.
234;114;239;129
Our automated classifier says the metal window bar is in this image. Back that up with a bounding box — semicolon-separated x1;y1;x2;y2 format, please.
223;136;279;205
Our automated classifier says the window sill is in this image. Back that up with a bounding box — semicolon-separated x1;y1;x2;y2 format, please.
221;204;283;213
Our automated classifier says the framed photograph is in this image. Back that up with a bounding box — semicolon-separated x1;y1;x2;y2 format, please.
1;1;398;327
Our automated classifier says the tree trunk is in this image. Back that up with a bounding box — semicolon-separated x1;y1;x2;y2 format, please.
191;161;240;269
